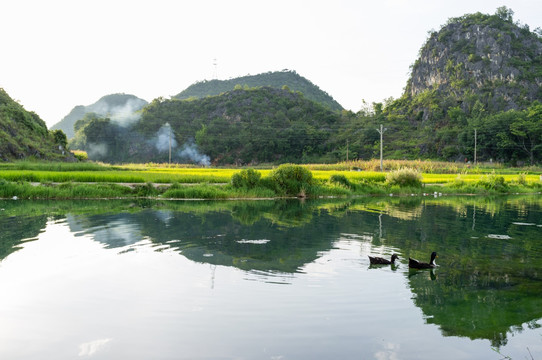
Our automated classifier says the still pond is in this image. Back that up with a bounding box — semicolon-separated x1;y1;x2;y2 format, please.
0;196;541;359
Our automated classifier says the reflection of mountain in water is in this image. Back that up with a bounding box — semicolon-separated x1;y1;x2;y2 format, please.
2;196;542;346
68;213;144;248
66;200;339;273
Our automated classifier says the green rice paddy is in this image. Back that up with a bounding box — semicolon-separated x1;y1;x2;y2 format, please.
0;160;540;199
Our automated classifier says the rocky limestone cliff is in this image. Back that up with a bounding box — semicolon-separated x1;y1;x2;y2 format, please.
406;9;542;112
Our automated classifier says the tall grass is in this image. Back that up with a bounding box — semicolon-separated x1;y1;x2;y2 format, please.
306;159;538;174
162;184;276;199
0;181;133;199
0;160;112;171
162;185;231;199
0;169;233;184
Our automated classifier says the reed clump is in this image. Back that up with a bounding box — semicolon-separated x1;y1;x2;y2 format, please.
385;168;423;188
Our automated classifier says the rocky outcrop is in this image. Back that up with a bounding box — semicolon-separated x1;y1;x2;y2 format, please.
406;10;542;112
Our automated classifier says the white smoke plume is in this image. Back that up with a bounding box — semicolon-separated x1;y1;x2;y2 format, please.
178;140;211;166
151;124;210;166
93;98;146;127
153;123;176;152
86;142;108;158
109;98;145;126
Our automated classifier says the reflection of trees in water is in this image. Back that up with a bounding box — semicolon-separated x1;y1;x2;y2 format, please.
408;267;542;347
134;201;336;273
394;196;542;347
0;215;47;260
2;195;542;346
61;199;338;273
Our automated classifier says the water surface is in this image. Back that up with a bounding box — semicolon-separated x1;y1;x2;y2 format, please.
0;196;541;359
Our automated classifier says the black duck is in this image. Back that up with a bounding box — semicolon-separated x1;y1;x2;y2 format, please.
408;251;437;269
368;253;399;265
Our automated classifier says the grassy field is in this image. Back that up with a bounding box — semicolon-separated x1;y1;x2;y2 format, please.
0;160;541;200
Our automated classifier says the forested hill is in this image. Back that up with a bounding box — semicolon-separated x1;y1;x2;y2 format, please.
0;88;73;161
371;7;542;164
173;70;344;112
50;93;148;138
70;87;342;164
32;8;542;166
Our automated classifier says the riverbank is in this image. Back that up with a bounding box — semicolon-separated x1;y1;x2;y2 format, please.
0;161;541;200
1;177;541;200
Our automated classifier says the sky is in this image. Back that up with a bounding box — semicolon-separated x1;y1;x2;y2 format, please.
1;0;541;128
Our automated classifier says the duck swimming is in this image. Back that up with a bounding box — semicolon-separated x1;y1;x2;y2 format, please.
368;253;399;265
408;251;438;269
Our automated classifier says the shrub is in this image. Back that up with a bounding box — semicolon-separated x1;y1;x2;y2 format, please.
134;182;159;197
329;174;353;189
385;168;423;188
267;164;313;196
71;150;88;161
450;174;467;188
477;172;508;192
231;168;261;189
516;172;527;186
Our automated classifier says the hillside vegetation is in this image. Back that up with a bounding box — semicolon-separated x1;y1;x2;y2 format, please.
174;70;343;112
336;7;542;165
66;8;542;166
70;87;342;164
50;93;148;138
0;88;73;162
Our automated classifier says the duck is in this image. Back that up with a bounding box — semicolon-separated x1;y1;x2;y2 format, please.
368;253;399;265
409;251;438;269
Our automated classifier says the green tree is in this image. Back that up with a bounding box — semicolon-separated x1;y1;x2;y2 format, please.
51;129;68;148
509;103;542;165
495;6;514;22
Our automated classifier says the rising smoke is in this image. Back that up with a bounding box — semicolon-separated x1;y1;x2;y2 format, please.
86;142;109;158
152;123;211;166
153;123;176;152
178;140;211;166
93;98;146;127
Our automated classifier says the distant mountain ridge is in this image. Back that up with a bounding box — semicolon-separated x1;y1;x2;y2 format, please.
51;93;148;138
39;9;542;166
173;70;344;112
69;86;341;164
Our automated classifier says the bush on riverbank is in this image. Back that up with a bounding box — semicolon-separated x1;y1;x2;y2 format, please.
267;164;314;197
329;174;353;189
385;168;423;188
231;168;262;189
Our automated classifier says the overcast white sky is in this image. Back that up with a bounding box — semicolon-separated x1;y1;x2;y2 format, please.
1;0;541;127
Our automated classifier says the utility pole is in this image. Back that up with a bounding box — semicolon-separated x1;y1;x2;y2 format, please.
474;128;477;165
377;124;387;172
212;58;218;80
168;123;172;165
346;139;349;162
